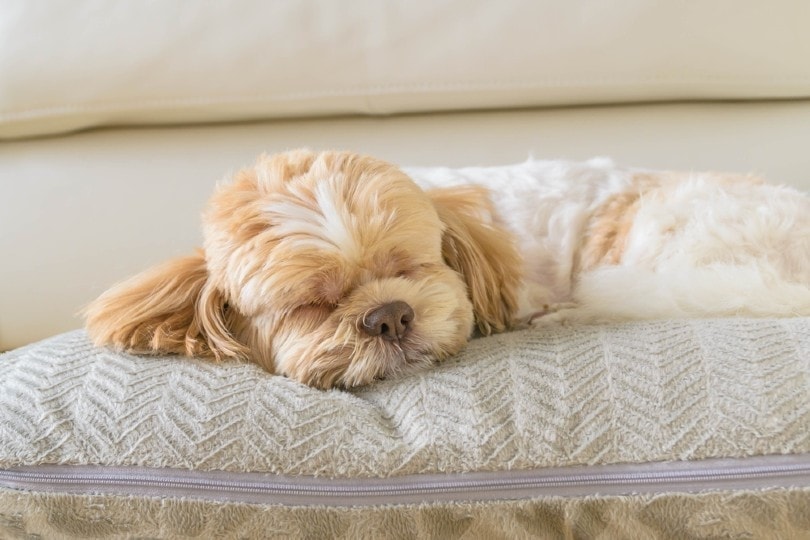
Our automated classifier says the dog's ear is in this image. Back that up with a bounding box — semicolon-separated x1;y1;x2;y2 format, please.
429;186;521;335
83;250;248;360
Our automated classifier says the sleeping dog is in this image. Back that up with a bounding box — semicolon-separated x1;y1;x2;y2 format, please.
85;150;810;388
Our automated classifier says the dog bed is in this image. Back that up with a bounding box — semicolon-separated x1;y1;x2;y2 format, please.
1;317;809;538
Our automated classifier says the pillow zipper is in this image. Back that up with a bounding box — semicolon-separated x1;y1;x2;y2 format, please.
1;453;808;506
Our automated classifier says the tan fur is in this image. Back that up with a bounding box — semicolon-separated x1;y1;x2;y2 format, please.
429;186;521;335
86;150;492;389
579;191;642;270
83;250;248;360
579;170;769;272
578;172;668;272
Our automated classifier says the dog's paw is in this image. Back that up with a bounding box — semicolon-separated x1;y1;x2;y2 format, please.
526;302;580;327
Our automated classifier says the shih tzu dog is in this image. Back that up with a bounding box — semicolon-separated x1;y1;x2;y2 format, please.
85;150;810;389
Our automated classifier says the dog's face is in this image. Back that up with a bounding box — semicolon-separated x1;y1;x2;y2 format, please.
85;150;520;389
204;151;477;388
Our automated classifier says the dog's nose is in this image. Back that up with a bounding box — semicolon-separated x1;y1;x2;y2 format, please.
361;301;415;340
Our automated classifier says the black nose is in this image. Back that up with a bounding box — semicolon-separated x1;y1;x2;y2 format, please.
361;301;415;340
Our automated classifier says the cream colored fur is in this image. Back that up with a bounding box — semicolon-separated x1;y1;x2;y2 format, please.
85;151;810;388
408;158;810;325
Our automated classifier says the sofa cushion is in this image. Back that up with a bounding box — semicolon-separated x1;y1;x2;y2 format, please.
3;0;810;139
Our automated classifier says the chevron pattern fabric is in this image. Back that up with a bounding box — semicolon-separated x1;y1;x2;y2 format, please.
1;319;808;477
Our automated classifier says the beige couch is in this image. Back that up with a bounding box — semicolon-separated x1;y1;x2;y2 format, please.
3;1;810;352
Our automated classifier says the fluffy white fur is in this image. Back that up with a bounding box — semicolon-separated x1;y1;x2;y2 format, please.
85;151;810;389
407;157;810;325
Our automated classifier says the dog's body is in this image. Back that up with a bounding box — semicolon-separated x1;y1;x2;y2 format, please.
85;150;810;389
409;158;810;325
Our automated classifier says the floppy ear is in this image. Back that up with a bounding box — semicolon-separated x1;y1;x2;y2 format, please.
429;186;522;335
83;250;248;360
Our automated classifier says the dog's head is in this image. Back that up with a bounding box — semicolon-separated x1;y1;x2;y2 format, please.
85;150;520;388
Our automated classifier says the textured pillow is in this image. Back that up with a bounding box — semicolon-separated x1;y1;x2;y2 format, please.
2;319;809;475
1;319;809;536
3;0;810;138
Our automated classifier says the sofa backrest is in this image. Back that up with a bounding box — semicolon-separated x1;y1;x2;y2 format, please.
3;0;810;139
